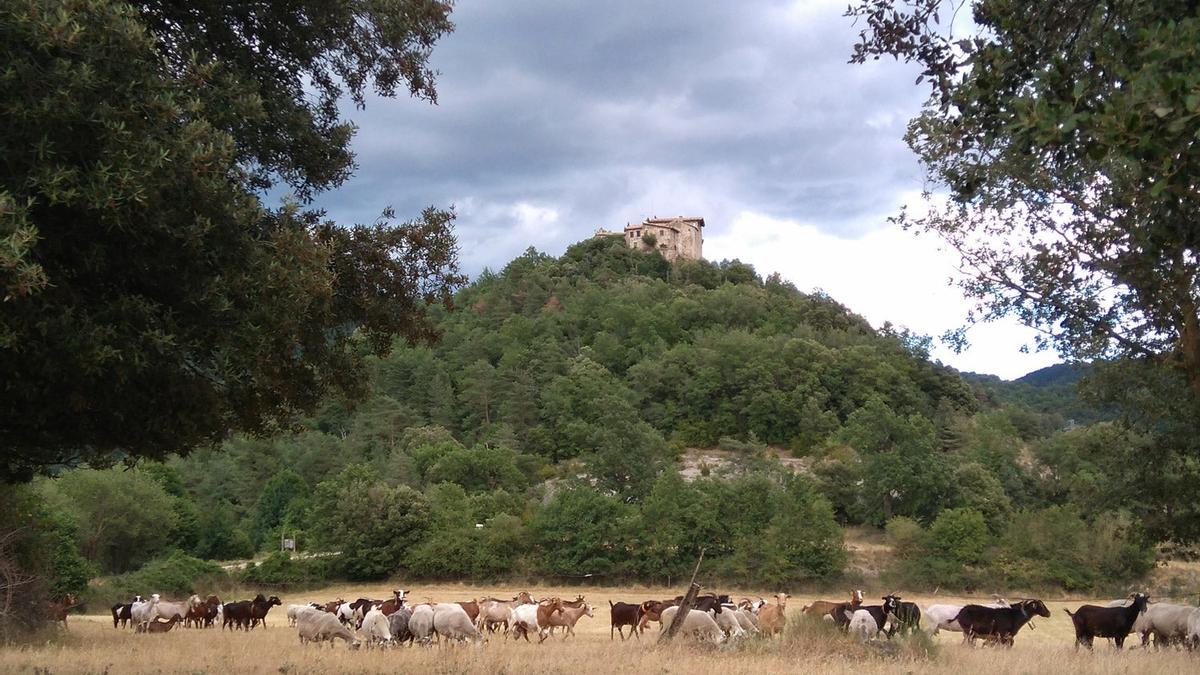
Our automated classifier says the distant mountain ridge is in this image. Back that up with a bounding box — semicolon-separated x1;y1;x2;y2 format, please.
962;362;1110;426
1015;363;1088;387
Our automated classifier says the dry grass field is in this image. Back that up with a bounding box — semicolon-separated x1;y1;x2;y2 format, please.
2;582;1197;674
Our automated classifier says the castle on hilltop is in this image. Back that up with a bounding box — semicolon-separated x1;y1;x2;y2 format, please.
594;216;704;262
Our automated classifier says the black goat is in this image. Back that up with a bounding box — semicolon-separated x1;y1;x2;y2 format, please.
838;596;900;637
883;595;921;636
955;599;1050;647
1064;593;1149;650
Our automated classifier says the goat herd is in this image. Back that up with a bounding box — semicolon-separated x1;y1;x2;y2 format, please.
95;587;1200;653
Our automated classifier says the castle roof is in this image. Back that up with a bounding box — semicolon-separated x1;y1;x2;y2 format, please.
624;216;705;233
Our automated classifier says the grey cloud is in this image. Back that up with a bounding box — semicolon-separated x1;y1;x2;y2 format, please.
313;0;929;272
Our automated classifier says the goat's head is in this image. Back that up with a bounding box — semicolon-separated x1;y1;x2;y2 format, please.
1019;599;1051;618
1128;592;1150;612
882;595;900;615
851;589;864;604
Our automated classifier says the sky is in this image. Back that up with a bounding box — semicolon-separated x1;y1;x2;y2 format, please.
312;0;1063;380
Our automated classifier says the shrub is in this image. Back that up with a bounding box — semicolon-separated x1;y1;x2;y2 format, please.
884;516;927;557
882;510;988;590
240;551;330;588
993;507;1156;591
95;551;228;605
928;508;988;565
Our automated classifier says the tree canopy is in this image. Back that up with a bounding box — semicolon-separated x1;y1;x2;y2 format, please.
0;0;462;481
848;0;1200;396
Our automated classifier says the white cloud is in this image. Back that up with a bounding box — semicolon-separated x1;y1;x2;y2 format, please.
706;210;1061;379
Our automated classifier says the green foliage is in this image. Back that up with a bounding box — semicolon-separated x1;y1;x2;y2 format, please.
850;0;1200;547
0;0;461;482
633;471;721;579
5;486;96;602
927;508;988;565
44;524;97;601
994;507;1156;591
541;356;667;498
95;551;228;606
839;399;954;525
241;551;330;588
851;2;1200;387
752;476;847;583
308;464;429;580
886;505;1155;592
193;505;256;561
883;509;989;589
951;463;1012;532
885;516;928;555
251;470;309;548
404;484;527;579
529;487;634;578
21;221;1175;592
39;469;179;573
424;444;529;493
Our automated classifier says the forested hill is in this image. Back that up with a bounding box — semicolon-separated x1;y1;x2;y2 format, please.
371;235;977;473
35;237;1159;597
963;363;1112;427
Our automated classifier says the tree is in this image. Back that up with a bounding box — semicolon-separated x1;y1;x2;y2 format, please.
424;444;529;493
633;471;721;579
251;470;309;548
838;398;954;523
541;356;668;498
529;487;634;578
38;469;178;574
847;1;1200;395
0;0;462;482
193;504;255;561
726;476;846;585
308;464;429;579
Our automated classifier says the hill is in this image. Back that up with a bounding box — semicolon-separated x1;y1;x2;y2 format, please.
962;363;1112;427
21;236;1160;599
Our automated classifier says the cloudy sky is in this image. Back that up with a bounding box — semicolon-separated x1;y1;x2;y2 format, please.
314;0;1061;380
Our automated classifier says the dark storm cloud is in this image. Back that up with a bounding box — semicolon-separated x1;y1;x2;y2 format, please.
312;0;929;273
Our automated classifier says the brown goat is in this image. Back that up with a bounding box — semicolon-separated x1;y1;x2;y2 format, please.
758;593;790;636
141;616;182;634
536;598;564;643
46;593;78;629
456;599;480;621
637;599;677;634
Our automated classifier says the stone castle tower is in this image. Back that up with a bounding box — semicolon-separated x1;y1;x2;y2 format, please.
594;216;704;261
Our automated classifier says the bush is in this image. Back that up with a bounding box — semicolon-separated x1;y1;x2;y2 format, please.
241;551;330;588
928;508;988;565
884;516;927;556
993;507;1155;591
882;510;988;590
95;551;228;605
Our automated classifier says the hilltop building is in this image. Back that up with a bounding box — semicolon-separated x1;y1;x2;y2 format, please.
594;216;705;261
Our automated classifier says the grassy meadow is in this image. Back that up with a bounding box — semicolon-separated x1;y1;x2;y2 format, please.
3;582;1197;674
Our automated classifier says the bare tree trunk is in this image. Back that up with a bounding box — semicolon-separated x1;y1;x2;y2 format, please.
1176;295;1200;398
659;548;705;644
